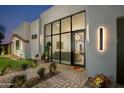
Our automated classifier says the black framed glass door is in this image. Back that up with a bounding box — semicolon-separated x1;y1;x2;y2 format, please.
72;30;85;66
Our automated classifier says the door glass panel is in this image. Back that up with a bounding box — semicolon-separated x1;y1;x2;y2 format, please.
45;36;51;61
74;32;84;65
45;24;51;36
52;35;60;62
53;21;60;35
72;12;85;31
61;33;71;64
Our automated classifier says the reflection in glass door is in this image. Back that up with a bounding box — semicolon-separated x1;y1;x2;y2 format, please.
72;31;85;66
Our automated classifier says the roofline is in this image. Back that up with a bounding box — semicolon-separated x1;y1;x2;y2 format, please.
0;42;12;46
12;34;29;43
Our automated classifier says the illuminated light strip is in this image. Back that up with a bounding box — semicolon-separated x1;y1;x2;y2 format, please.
86;24;90;42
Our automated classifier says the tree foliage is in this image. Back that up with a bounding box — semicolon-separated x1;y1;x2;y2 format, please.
0;24;6;43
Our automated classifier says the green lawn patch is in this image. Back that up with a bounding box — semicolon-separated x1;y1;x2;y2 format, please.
0;56;32;72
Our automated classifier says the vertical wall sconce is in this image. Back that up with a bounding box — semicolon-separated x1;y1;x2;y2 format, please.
98;27;105;52
100;28;103;50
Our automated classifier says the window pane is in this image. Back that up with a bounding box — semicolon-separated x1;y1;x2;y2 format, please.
61;17;71;33
16;40;19;50
61;33;71;64
45;24;51;36
53;21;60;34
32;34;37;39
52;35;60;62
72;12;85;31
45;37;52;61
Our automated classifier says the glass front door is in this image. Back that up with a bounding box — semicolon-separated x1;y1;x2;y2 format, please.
72;31;85;66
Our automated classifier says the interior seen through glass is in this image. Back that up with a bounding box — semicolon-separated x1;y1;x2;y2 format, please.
74;32;84;65
44;12;85;66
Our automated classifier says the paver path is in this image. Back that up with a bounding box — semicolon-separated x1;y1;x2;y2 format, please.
34;70;88;88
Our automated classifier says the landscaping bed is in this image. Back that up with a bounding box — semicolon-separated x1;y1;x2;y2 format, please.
84;74;112;88
3;62;59;88
23;71;61;88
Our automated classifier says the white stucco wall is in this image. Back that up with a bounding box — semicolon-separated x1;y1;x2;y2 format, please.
86;5;124;82
30;19;40;59
13;22;30;41
40;5;124;82
24;42;31;59
12;22;31;59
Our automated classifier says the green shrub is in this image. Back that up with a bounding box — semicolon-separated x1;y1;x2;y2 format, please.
8;45;11;55
37;67;46;78
1;64;12;75
11;74;27;88
49;62;57;74
21;63;28;70
1;46;5;55
31;60;37;68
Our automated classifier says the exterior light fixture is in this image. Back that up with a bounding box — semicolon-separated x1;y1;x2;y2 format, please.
98;27;105;52
86;24;90;42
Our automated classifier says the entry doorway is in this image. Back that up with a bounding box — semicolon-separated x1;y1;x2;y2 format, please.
72;30;85;67
117;17;124;84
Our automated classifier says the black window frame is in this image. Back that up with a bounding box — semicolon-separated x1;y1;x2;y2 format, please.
44;10;86;67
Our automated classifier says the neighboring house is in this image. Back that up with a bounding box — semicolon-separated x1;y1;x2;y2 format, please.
11;22;31;59
11;5;124;84
11;20;40;59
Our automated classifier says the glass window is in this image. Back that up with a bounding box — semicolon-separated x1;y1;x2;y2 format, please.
45;37;52;61
52;35;60;63
61;33;71;64
72;12;85;31
32;34;37;39
45;24;51;36
61;17;71;33
53;21;60;34
16;40;19;50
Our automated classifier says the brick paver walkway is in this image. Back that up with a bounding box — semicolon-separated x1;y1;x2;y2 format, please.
34;70;88;88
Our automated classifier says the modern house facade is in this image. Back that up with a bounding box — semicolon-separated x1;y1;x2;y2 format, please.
11;5;124;84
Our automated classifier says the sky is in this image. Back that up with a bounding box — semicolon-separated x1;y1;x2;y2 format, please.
0;5;53;44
